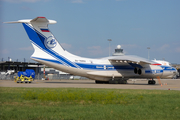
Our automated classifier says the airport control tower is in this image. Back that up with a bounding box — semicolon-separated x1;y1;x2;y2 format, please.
113;45;124;56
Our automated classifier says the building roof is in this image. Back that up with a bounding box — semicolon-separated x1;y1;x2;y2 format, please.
0;61;42;66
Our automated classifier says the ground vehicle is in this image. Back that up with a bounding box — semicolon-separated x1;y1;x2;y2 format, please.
14;69;35;83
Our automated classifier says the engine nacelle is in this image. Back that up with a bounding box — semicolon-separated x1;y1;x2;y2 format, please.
134;67;138;74
134;67;142;75
134;65;163;77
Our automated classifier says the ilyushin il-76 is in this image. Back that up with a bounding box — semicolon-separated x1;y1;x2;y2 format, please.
5;17;177;84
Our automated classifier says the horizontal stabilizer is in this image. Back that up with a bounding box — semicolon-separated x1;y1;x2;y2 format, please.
4;17;57;24
4;19;32;24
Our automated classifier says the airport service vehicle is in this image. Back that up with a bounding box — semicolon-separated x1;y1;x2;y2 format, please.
14;69;35;83
6;17;177;84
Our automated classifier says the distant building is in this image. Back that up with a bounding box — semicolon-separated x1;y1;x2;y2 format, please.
113;45;124;56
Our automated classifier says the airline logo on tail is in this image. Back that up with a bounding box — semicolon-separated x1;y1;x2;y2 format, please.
44;36;57;49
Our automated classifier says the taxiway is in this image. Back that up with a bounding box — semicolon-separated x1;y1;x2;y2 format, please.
1;79;180;90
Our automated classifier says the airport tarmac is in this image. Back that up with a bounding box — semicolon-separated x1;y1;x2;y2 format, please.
1;79;180;90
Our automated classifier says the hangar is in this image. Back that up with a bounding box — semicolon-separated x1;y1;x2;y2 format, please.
0;61;42;74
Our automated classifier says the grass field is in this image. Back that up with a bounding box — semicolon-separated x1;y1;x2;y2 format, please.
0;87;180;120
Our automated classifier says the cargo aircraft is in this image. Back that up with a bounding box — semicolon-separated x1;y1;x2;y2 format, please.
5;17;177;84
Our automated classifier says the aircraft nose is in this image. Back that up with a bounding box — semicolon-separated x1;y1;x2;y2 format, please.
173;69;178;79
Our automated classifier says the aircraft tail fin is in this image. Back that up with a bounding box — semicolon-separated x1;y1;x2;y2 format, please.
5;17;82;69
6;17;66;59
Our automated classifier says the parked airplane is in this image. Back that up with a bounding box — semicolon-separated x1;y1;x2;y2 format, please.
5;17;177;84
152;59;171;66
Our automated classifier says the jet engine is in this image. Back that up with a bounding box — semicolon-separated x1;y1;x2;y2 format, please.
134;66;163;77
134;67;142;75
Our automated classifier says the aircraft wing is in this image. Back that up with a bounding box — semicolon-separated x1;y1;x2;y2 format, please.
108;55;153;68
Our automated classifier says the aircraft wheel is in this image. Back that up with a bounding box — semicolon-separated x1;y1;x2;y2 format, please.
95;80;101;84
148;80;152;84
118;80;127;84
95;80;108;84
148;80;156;85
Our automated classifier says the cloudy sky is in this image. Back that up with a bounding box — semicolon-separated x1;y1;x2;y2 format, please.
0;0;180;63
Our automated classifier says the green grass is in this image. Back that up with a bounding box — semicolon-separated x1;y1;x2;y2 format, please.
0;87;180;120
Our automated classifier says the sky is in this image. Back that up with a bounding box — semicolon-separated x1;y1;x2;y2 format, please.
0;0;180;64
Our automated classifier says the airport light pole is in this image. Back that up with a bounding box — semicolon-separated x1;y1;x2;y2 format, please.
147;47;150;60
108;39;112;56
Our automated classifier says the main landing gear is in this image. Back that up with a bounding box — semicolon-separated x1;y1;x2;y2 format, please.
148;79;156;85
95;79;128;84
95;80;109;84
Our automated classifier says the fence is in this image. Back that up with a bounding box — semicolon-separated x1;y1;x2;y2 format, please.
0;73;88;80
0;74;15;80
35;74;71;80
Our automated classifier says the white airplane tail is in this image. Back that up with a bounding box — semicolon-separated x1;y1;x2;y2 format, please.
6;17;81;68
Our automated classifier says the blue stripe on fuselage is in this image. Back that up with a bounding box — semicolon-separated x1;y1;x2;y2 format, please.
76;63;134;70
160;66;176;71
32;57;134;71
145;70;163;74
